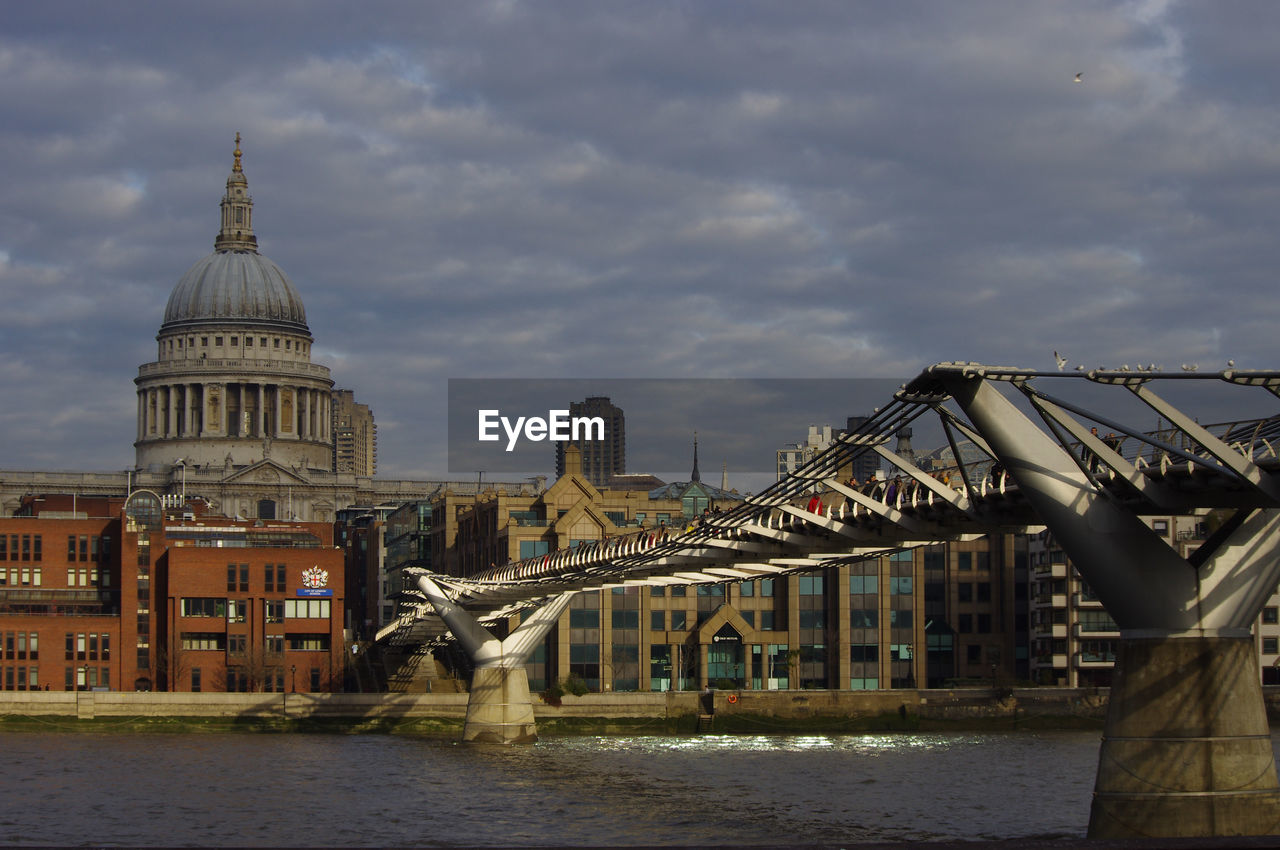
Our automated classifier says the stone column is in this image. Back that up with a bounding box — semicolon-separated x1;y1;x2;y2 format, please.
257;383;265;438
166;385;177;437
303;390;312;440
137;391;145;441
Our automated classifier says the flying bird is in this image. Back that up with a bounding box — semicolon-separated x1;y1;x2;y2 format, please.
1054;351;1068;371
1074;72;1083;83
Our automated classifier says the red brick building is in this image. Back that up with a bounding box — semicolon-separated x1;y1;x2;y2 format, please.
0;491;345;693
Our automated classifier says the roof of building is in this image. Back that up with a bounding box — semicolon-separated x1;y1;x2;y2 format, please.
163;250;309;334
160;134;310;335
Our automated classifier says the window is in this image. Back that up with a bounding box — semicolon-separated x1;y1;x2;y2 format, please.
890;577;912;595
977;582;992;603
850;609;877;629
670;610;687;630
284;599;330;619
958;583;973;603
569;608;599;629
849;575;878;595
227;634;247;655
651;611;665;631
1079;610;1118;633
265;600;284;624
191;668;201;692
1264;607;1278;625
967;644;981;663
287;634;330;651
239;564;249;592
227;565;237;592
181;633;225;651
798;610;825;629
851;644;878;663
181;598;226;618
215;336;223;346
1264;637;1279;655
227;599;247;623
958;552;972;571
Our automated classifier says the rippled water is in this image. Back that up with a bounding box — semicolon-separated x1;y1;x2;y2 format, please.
1;730;1115;846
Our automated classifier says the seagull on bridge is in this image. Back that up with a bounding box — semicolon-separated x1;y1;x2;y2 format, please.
1182;363;1199;372
1227;359;1236;368
1054;351;1068;371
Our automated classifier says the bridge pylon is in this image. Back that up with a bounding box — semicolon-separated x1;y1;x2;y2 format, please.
940;373;1280;839
414;573;575;744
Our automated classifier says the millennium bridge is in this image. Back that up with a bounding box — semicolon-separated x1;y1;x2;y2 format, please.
377;361;1280;839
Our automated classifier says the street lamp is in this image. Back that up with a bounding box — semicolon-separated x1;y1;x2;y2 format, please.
174;458;187;504
290;664;296;693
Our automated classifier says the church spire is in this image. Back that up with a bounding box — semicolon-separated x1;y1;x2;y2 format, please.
214;132;258;252
691;431;701;483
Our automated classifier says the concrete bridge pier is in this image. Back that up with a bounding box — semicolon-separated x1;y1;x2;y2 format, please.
1091;632;1280;837
415;574;575;743
939;372;1280;838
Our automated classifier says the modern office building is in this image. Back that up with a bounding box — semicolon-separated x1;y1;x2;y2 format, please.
554;396;625;488
332;390;377;476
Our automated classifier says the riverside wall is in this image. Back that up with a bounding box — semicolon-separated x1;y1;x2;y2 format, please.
0;687;1112;724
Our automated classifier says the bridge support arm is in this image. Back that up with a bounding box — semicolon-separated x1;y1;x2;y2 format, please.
416;574;576;743
940;374;1280;838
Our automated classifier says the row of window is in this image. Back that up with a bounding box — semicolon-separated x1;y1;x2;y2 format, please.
180;598;331;621
0;534;40;562
1;666;38;690
64;633;110;661
0;566;41;586
66;535;110;563
227;564;289;593
180;633;331;652
3;632;38;660
167;335;309;354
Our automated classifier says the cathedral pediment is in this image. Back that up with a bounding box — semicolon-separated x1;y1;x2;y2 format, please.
220;458;313;486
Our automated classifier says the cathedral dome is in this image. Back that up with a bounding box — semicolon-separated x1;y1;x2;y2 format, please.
159;133;310;336
162;250;309;334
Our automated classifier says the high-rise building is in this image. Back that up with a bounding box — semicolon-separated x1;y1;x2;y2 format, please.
331;390;376;476
554;396;624;488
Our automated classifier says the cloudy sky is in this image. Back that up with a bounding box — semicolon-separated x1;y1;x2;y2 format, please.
2;1;1277;483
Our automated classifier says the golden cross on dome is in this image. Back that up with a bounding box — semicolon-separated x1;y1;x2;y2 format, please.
233;132;243;172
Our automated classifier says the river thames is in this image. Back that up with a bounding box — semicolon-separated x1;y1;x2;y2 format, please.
0;728;1237;846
